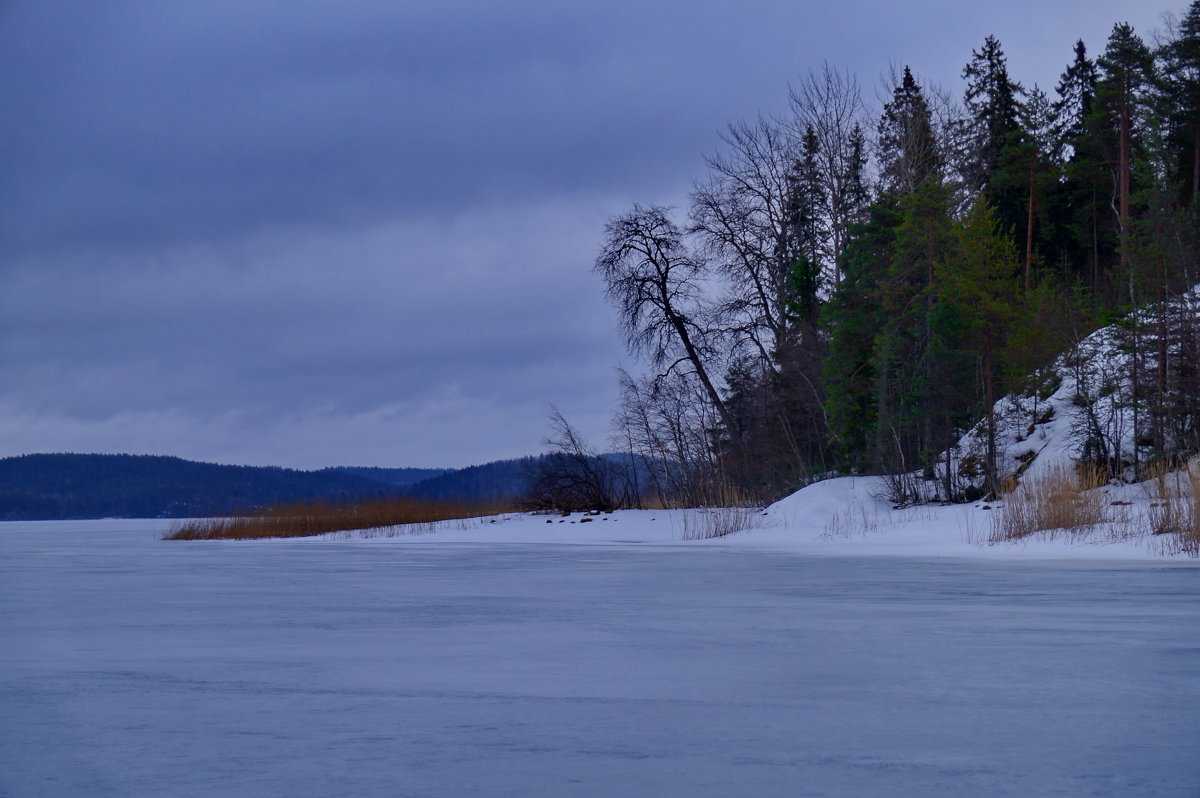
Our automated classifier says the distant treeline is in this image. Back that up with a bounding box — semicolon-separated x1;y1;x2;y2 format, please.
0;453;547;520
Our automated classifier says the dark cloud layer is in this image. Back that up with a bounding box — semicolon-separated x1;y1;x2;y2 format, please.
0;0;1169;467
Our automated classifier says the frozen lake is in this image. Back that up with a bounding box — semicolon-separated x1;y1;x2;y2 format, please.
2;520;1198;797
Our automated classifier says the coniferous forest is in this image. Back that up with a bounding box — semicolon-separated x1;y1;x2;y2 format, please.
587;6;1200;507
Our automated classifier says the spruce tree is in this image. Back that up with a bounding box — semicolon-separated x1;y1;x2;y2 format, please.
1054;39;1112;292
823;201;900;470
879;182;956;475
962;35;1025;192
782;125;827;330
878;67;942;196
843;123;871;226
1054;40;1098;157
938;198;1022;493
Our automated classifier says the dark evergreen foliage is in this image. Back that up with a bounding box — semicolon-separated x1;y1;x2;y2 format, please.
877;67;942;195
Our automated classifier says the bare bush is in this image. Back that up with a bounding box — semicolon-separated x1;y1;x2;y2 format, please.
524;407;630;513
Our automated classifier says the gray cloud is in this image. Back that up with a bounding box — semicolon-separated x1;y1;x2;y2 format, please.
0;0;1171;467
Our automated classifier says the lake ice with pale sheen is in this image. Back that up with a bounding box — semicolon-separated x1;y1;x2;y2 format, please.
2;519;1199;797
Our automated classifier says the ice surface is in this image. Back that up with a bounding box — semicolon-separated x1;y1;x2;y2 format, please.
2;519;1198;797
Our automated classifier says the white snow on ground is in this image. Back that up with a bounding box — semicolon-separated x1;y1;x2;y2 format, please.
318;473;1186;560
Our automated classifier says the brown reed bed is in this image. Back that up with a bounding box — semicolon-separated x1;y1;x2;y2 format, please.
166;496;514;540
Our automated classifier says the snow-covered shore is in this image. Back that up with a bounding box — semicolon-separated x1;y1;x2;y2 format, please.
320;475;1192;561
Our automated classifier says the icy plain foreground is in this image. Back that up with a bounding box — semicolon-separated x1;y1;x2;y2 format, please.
2;520;1198;798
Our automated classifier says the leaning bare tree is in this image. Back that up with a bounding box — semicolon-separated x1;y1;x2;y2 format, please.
595;204;735;438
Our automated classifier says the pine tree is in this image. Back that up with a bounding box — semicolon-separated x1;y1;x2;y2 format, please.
1096;22;1156;280
991;85;1060;290
878;67;942;196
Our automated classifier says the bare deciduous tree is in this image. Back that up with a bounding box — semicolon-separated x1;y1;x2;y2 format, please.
595;204;736;437
614;369;723;507
690;118;795;370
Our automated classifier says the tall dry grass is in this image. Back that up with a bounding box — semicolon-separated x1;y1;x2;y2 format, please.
166;496;511;540
679;506;764;540
1144;461;1200;556
821;504;884;540
992;462;1106;543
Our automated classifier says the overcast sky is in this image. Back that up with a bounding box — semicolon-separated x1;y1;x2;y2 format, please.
0;1;1171;469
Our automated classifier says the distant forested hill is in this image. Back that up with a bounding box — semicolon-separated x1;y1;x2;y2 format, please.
322;466;450;487
402;457;538;504
0;453;534;520
0;454;407;520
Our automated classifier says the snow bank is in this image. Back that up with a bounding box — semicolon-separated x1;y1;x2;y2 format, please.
322;476;1184;560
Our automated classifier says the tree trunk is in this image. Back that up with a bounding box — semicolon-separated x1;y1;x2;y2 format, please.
984;337;998;497
667;310;737;443
1118;105;1131;275
1025;156;1036;294
1193;124;1199;207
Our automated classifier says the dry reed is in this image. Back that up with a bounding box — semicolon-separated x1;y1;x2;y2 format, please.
1144;461;1200;556
166;496;512;540
679;506;764;540
992;462;1106;543
821;505;884;540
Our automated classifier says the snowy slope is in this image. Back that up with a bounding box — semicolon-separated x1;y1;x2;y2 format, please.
953;287;1200;492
